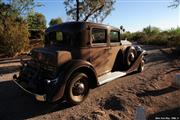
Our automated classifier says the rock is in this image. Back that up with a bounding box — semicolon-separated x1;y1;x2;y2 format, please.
171;73;180;89
90;110;107;120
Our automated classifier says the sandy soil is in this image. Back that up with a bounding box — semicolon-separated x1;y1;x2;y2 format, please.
0;46;179;120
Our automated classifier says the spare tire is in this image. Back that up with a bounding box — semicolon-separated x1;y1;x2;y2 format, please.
124;46;137;68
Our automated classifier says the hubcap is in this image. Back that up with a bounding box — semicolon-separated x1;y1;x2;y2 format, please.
73;81;85;95
129;53;135;62
69;74;89;103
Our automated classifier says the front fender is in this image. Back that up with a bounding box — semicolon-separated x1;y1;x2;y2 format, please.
48;59;97;102
127;50;146;73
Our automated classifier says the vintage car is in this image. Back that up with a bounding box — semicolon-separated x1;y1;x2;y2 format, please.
13;22;145;105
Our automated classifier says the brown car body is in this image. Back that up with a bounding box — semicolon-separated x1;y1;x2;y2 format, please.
13;22;145;104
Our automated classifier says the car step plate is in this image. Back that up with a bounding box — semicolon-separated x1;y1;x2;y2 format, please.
98;71;127;85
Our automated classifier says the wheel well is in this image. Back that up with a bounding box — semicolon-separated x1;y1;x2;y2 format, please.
71;67;98;89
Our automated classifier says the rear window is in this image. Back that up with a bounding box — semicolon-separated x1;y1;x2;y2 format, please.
48;31;63;43
45;31;81;47
56;32;63;41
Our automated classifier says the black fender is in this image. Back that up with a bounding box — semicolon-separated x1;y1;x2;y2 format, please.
127;49;146;73
47;59;97;102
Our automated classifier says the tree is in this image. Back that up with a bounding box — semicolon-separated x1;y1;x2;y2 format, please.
0;3;29;56
64;0;116;22
143;26;160;36
121;31;133;41
169;0;180;8
7;0;42;16
27;12;46;40
49;17;63;26
28;12;46;30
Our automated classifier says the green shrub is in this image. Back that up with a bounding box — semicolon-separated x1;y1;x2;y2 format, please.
0;3;29;56
168;28;180;48
145;32;168;46
122;26;180;48
131;32;148;44
168;33;180;47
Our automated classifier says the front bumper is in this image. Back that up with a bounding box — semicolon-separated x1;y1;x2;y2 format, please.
13;79;46;101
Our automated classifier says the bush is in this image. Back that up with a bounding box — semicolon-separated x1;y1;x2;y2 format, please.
168;33;180;48
122;26;180;48
0;3;29;57
131;32;148;44
144;32;168;46
168;28;180;48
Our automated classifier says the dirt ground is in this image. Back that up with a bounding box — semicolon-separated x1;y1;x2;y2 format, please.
0;46;179;120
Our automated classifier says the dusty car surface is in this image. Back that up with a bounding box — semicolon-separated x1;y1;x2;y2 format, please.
13;22;145;105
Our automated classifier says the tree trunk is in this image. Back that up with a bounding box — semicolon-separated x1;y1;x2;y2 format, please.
76;0;79;21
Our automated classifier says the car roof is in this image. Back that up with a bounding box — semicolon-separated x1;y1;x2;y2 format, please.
46;21;120;33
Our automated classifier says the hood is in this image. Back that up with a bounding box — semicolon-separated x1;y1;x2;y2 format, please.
121;40;132;45
31;46;58;66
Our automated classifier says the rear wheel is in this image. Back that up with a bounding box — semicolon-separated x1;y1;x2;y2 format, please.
66;72;89;105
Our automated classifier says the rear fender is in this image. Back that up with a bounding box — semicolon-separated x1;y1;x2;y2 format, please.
49;60;97;102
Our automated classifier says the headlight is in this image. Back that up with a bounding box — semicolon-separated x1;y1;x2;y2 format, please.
38;53;43;60
135;46;142;52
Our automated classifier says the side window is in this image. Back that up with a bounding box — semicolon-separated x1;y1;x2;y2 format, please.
56;31;63;42
49;32;56;41
92;28;106;44
49;31;63;42
110;31;120;42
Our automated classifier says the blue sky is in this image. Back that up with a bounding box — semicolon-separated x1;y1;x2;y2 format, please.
30;0;180;32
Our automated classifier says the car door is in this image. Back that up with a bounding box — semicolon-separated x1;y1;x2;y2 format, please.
109;30;123;70
90;27;112;76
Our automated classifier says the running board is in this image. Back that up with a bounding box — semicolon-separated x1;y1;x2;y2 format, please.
98;72;127;85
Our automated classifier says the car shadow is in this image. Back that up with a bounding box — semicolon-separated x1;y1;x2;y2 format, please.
0;80;72;120
147;107;180;120
0;65;20;74
136;86;178;97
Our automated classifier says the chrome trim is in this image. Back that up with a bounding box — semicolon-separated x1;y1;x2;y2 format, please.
143;50;148;56
12;80;46;101
35;94;46;101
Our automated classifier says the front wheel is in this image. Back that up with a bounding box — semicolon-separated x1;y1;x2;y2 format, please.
66;72;89;105
124;47;137;69
137;59;145;72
